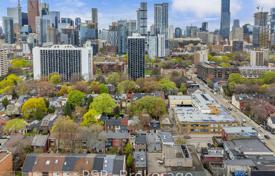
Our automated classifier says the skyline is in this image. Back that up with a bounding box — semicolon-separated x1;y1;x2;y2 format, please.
1;0;275;31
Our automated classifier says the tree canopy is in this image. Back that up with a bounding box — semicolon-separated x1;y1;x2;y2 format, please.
81;109;101;126
159;78;177;94
117;80;137;93
130;96;166;119
3;119;27;134
106;72;120;86
90;93;117;114
0;74;22;94
49;73;62;84
67;90;85;107
22;97;48;119
10;58;31;69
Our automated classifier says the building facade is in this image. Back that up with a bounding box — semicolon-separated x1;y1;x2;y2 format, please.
128;35;145;80
220;0;231;39
2;17;14;44
0;49;9;77
250;49;269;66
33;45;93;81
137;2;147;36
28;0;40;33
154;3;168;40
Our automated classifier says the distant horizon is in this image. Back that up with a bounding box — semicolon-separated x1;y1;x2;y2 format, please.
1;0;275;31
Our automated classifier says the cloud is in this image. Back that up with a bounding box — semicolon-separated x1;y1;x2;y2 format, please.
172;0;241;17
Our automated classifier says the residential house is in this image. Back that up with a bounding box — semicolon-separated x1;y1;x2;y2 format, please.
31;135;49;152
0;151;13;176
104;131;129;149
134;132;147;151
22;153;126;176
39;114;58;134
133;151;147;175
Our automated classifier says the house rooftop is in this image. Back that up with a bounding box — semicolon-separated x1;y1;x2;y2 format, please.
133;151;147;168
22;153;125;175
31;135;48;147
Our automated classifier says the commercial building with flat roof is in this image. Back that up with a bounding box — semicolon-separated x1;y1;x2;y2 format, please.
172;91;238;134
197;62;239;82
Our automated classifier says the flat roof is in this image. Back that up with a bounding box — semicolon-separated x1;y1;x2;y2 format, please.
168;95;192;101
174;107;236;123
223;127;257;134
224;139;273;155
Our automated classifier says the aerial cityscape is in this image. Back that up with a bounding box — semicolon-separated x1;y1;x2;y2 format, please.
1;0;275;175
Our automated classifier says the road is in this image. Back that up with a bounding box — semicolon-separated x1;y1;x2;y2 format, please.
186;69;275;152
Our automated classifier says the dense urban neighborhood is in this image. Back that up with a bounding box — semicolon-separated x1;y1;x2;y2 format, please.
1;0;275;176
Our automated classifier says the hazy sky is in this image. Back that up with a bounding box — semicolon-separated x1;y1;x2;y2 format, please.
1;0;275;31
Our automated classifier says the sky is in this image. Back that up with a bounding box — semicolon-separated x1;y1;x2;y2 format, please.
1;0;275;31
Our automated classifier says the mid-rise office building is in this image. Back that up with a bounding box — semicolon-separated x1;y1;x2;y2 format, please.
220;0;231;39
0;49;9;77
201;22;208;32
175;27;182;38
28;0;40;33
128;35;145;80
33;45;93;81
75;17;81;29
2;17;15;44
185;26;198;38
137;2;147;36
250;49;269;66
194;49;208;65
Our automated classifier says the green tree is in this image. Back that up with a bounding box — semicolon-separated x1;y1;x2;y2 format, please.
0;74;22;94
123;142;133;155
81;109;101;126
1;97;9;109
3;119;27;134
126;154;134;168
130;96;166;119
67;90;85;107
159;78;177;94
51;116;79;152
64;102;73;116
260;71;275;84
117;80;137;93
99;84;109;94
49;73;62;84
180;83;187;94
10;58;31;69
22;98;48;119
106;72;120;86
90;93;117;114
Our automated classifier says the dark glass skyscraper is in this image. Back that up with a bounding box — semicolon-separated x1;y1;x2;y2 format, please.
220;0;230;39
128;35;145;80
